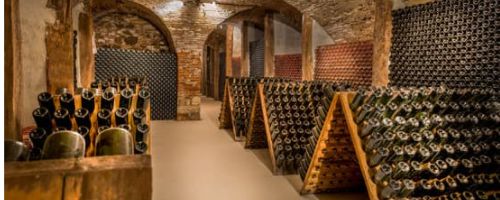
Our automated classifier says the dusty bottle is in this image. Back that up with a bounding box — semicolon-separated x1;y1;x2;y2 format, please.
37;92;56;116
77;126;91;149
81;89;95;112
136;123;149;142
42;130;85;160
32;107;52;132
60;91;75;116
95;128;133;156
97;109;112;127
29;128;48;150
101;89;115;110
133;108;146;125
120;88;134;109
54;108;72;130
115;107;129;126
136;87;151;110
135;141;148;154
75;108;91;128
5;140;29;162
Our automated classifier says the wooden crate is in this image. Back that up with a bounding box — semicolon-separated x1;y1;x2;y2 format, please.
5;155;152;200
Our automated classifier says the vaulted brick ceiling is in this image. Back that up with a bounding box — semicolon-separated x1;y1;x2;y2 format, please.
128;0;375;43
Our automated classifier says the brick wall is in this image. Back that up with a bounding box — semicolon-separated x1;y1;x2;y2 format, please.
274;54;302;80
314;41;373;87
94;13;168;52
111;0;376;120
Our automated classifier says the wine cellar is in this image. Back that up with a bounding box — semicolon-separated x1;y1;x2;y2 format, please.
4;0;499;199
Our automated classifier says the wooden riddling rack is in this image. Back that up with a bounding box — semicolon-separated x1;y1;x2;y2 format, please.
300;93;364;194
340;92;379;200
217;77;259;141
6;82;153;200
218;79;233;129
255;81;329;175
46;83;152;156
245;85;268;148
340;89;500;200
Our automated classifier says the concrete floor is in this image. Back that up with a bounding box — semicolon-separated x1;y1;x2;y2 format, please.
151;97;368;200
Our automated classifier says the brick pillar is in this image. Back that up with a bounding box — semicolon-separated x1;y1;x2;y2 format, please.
176;50;202;120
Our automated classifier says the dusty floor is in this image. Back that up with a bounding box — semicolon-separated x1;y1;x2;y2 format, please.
151;97;368;200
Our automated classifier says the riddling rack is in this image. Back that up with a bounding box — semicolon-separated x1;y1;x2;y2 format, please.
341;87;500;200
300;93;364;194
245;86;268;148
218;79;233;129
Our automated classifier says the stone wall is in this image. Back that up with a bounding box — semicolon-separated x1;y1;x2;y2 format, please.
94;13;169;52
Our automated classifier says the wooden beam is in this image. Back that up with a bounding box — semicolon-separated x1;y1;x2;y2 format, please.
301;15;313;81
226;25;234;77
372;0;393;87
264;13;275;77
213;45;221;100
78;12;94;88
241;21;250;77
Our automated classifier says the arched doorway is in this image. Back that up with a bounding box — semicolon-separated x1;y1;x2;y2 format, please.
92;2;178;120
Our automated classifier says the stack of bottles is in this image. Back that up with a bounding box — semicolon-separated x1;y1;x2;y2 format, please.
350;86;500;199
29;77;151;161
298;83;351;180
264;79;350;173
230;77;259;138
390;0;498;89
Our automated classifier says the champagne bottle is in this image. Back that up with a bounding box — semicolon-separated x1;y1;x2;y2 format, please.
133;109;146;125
60;92;75;116
95;128;133;156
137;87;150;110
120;88;134;109
32;107;52;132
42;130;85;159
135;141;148;154
136;123;149;142
81;89;95;112
97;109;112;127
74;108;90;129
37;92;56;116
101;89;115;110
54;108;72;130
29;127;48;150
77;126;91;149
115;107;129;126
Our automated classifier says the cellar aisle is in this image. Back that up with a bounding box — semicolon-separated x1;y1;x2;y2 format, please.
151;97;368;200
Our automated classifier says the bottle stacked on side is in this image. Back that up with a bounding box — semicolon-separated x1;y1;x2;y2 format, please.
390;0;498;89
91;76;147;93
350;86;500;199
230;77;259;138
298;83;351;179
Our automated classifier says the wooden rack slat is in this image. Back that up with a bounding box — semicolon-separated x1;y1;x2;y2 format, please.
257;83;279;174
340;92;379;200
301;93;363;194
218;80;232;129
245;85;268;148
